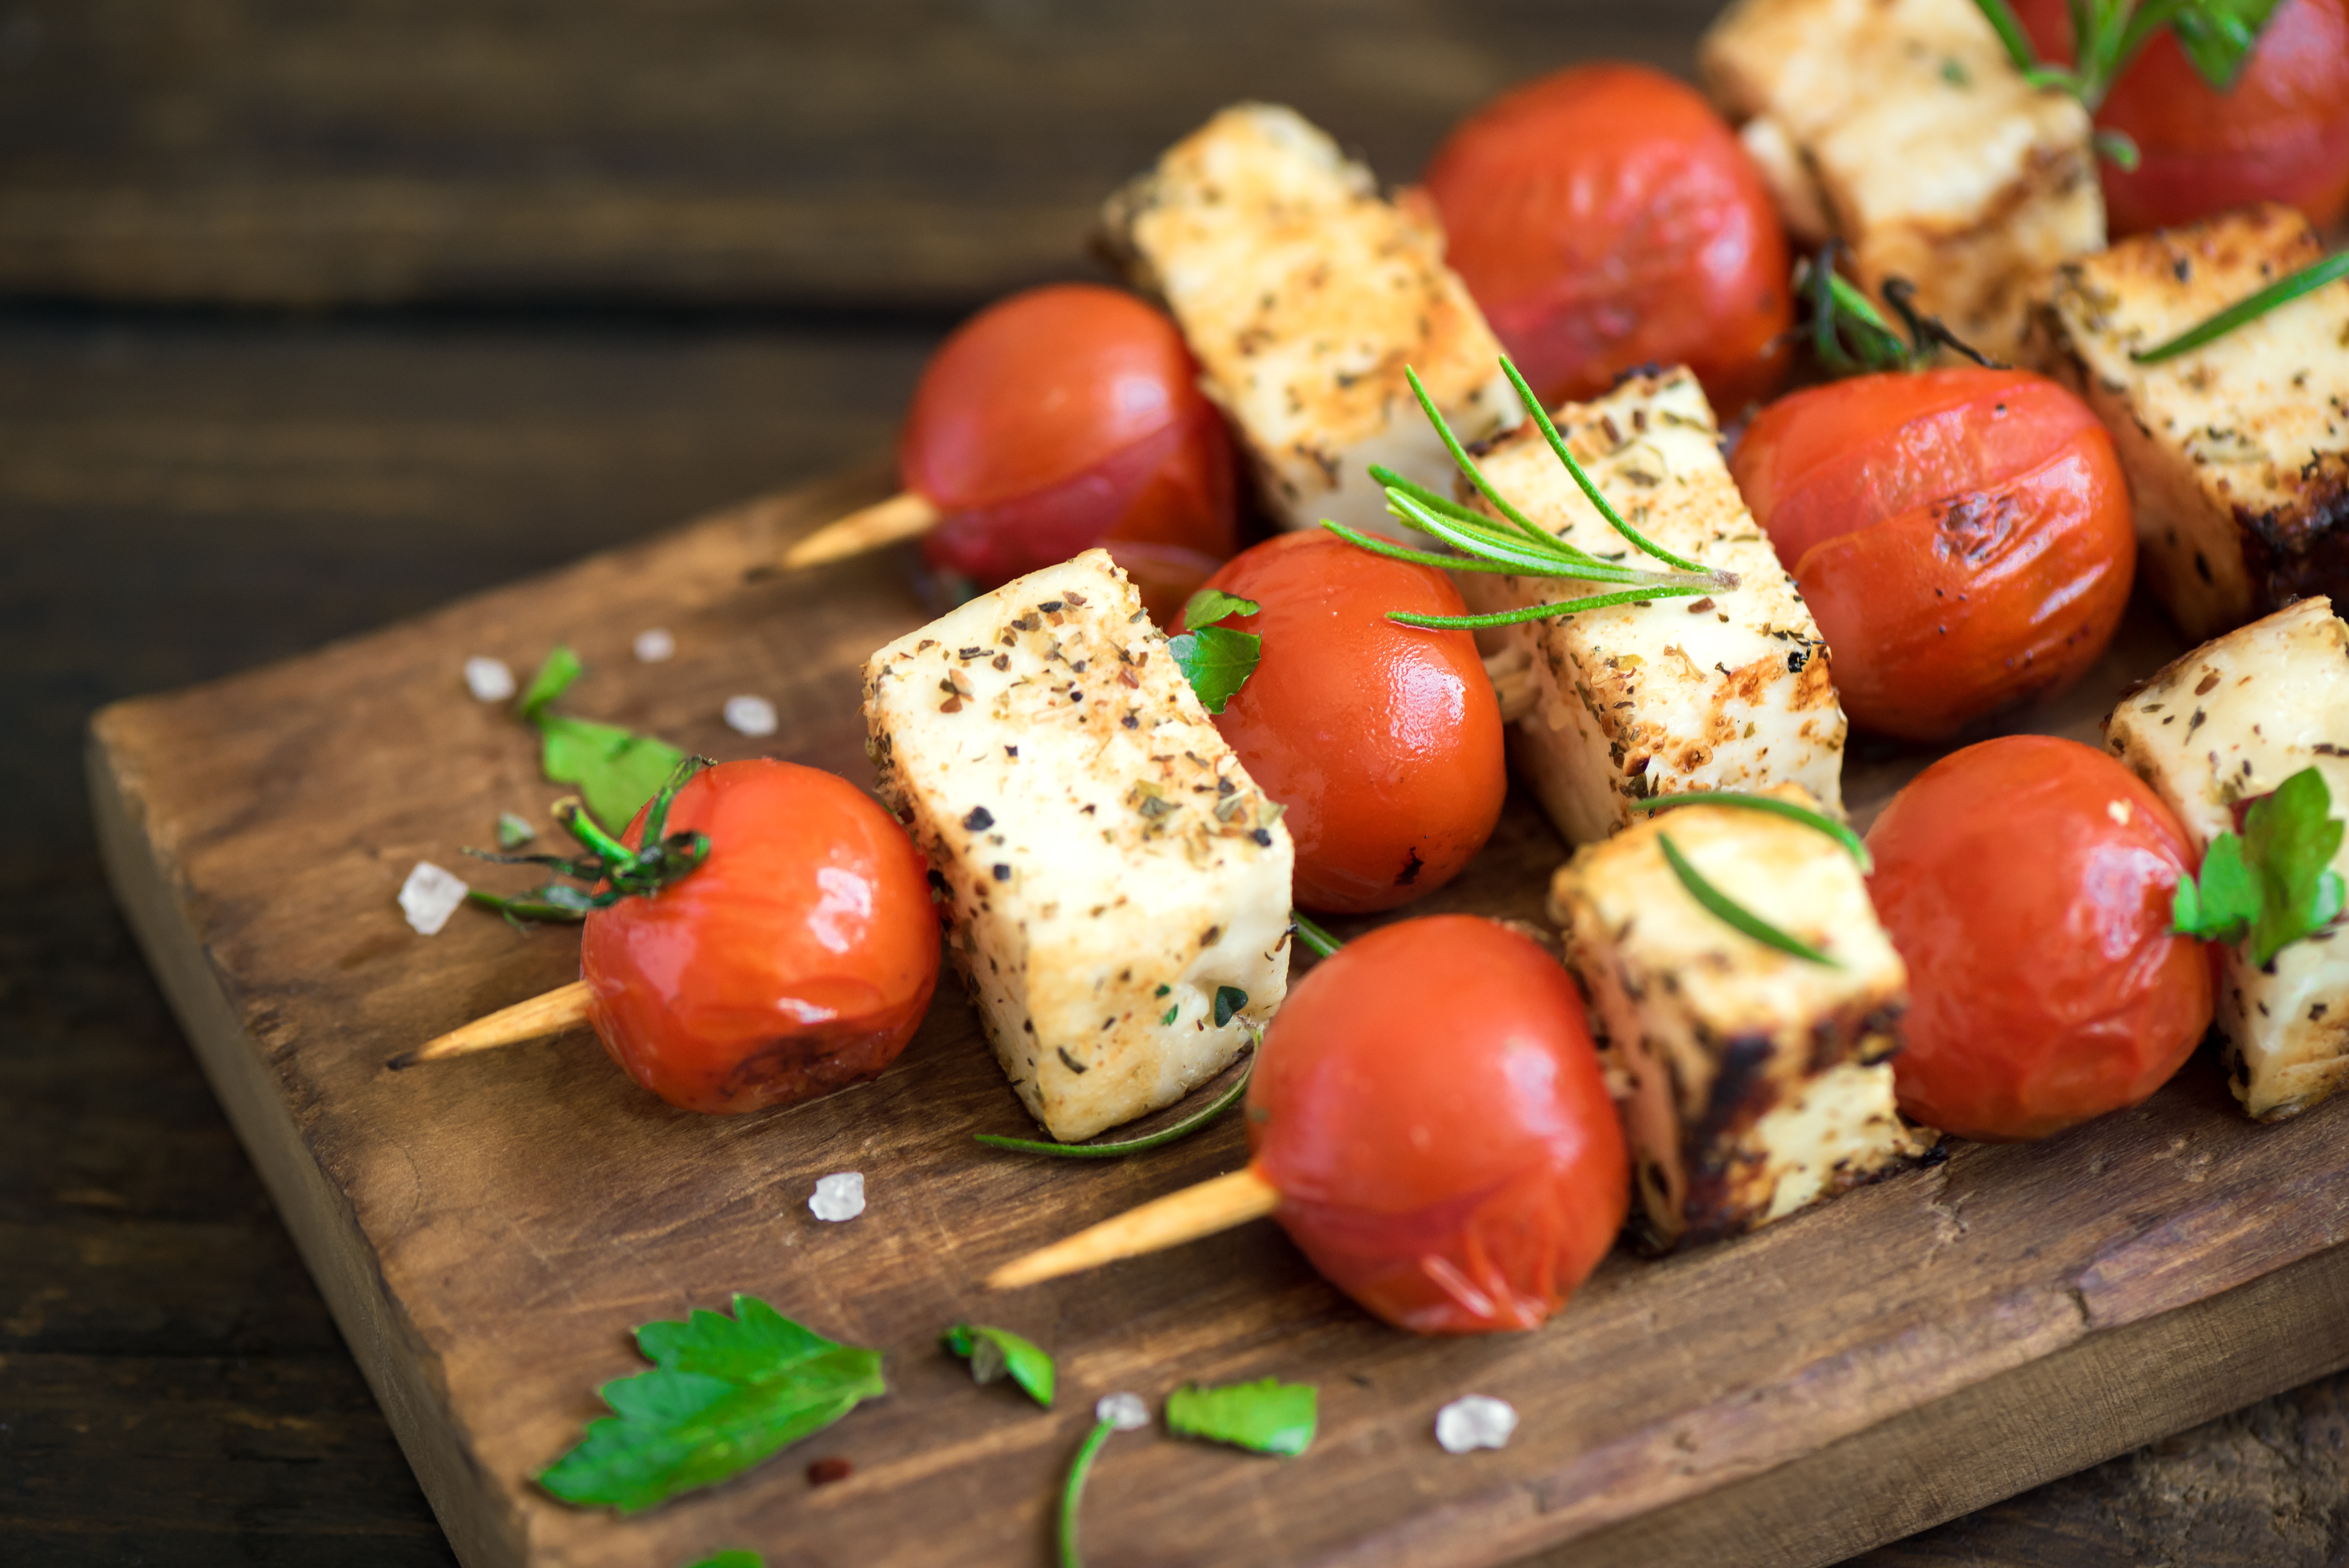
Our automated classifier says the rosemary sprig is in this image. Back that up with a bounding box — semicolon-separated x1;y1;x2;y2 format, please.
1973;0;2284;158
1291;912;1343;959
1797;248;2003;374
976;1060;1253;1157
2132;250;2349;363
1628;790;1873;873
1658;833;1840;967
465;755;714;924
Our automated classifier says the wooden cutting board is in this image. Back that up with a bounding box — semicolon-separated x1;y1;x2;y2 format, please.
89;469;2349;1568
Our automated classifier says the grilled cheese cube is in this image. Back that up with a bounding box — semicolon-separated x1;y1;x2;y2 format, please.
2103;596;2349;1121
2035;204;2349;642
863;549;1294;1142
1455;369;1847;847
1101;103;1518;539
1550;787;1930;1250
1701;0;2102;360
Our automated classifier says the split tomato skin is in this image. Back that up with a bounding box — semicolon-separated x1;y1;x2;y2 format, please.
1732;368;2135;742
580;759;941;1116
2014;0;2349;233
1866;736;2213;1143
899;283;1236;598
1423;63;1791;416
1198;530;1506;914
1246;916;1630;1334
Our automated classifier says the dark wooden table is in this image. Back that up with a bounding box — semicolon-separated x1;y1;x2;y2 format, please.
6;3;2347;1564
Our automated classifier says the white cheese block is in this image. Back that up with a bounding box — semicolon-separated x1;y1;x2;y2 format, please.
1700;0;2102;360
1550;785;1932;1250
2103;596;2349;1121
1100;103;1519;540
2035;204;2349;642
862;549;1295;1141
1454;369;1847;848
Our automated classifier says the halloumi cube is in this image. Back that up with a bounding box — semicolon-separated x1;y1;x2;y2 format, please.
1454;368;1847;847
1700;0;2103;361
863;549;1295;1141
1550;786;1932;1250
2035;204;2349;642
1100;103;1519;540
2103;596;2349;1121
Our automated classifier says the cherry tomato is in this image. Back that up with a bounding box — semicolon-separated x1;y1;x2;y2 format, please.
1423;63;1791;417
580;759;941;1115
1197;530;1506;913
1731;368;2134;742
2015;0;2349;233
1246;916;1629;1334
1866;736;2212;1142
899;284;1237;608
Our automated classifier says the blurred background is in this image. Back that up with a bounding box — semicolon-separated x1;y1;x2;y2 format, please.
4;2;2344;1564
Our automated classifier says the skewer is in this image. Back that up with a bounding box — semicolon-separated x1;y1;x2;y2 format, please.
985;1165;1281;1289
386;979;593;1070
782;491;942;570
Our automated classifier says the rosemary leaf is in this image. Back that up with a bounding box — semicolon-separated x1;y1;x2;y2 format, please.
976;1060;1252;1157
1401;366;1559;550
1497;358;1722;577
1628;790;1872;872
1658;832;1839;967
1390;585;1714;630
1291;911;1343;958
2133;250;2349;364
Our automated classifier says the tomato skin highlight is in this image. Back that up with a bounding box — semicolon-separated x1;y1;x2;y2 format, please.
2014;0;2349;233
1199;531;1506;914
898;284;1237;592
580;759;942;1116
1424;64;1791;416
1246;916;1630;1334
1733;369;2135;742
1865;736;2213;1142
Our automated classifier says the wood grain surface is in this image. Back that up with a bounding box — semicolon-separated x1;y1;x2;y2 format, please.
81;450;2349;1566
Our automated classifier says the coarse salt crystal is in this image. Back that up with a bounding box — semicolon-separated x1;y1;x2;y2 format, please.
1095;1392;1149;1432
634;628;676;663
808;1172;865;1222
724;694;778;737
1434;1395;1517;1453
398;862;470;935
463;656;516;703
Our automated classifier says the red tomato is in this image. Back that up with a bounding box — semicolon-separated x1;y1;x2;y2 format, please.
580;760;941;1115
1198;531;1506;913
2015;0;2349;233
1246;916;1629;1334
900;284;1237;601
1731;368;2134;742
1866;736;2212;1142
1423;64;1791;416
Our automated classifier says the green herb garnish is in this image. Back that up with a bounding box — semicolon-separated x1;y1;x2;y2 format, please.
465;754;713;924
519;644;689;832
1165;1378;1317;1457
1291;911;1343;958
1629;790;1872;873
2131;250;2349;363
1658;832;1839;967
1797;249;2003;374
1058;1419;1117;1568
1213;985;1249;1027
1321;360;1737;631
976;1057;1253;1157
1167;591;1262;714
2174;765;2345;967
1973;0;2283;161
941;1323;1055;1408
683;1553;763;1568
537;1294;885;1514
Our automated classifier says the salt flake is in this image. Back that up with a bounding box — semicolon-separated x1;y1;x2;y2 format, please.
1095;1392;1149;1432
809;1172;865;1222
398;862;470;935
634;627;676;663
724;695;778;737
1434;1395;1517;1453
463;656;516;703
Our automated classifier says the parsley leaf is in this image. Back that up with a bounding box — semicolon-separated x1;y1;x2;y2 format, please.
516;646;686;832
942;1322;1055;1408
1181;588;1261;630
538;1295;885;1514
2174;766;2346;967
1166;1378;1317;1457
1167;627;1261;715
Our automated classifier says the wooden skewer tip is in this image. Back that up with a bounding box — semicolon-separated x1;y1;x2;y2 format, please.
781;491;942;570
986;1165;1281;1291
388;979;595;1072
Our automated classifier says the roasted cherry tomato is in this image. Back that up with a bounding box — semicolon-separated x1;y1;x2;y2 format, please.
2015;0;2349;233
1246;915;1629;1334
900;284;1236;614
580;759;941;1115
1423;63;1791;416
1197;530;1506;913
1866;736;2213;1142
1731;367;2134;742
